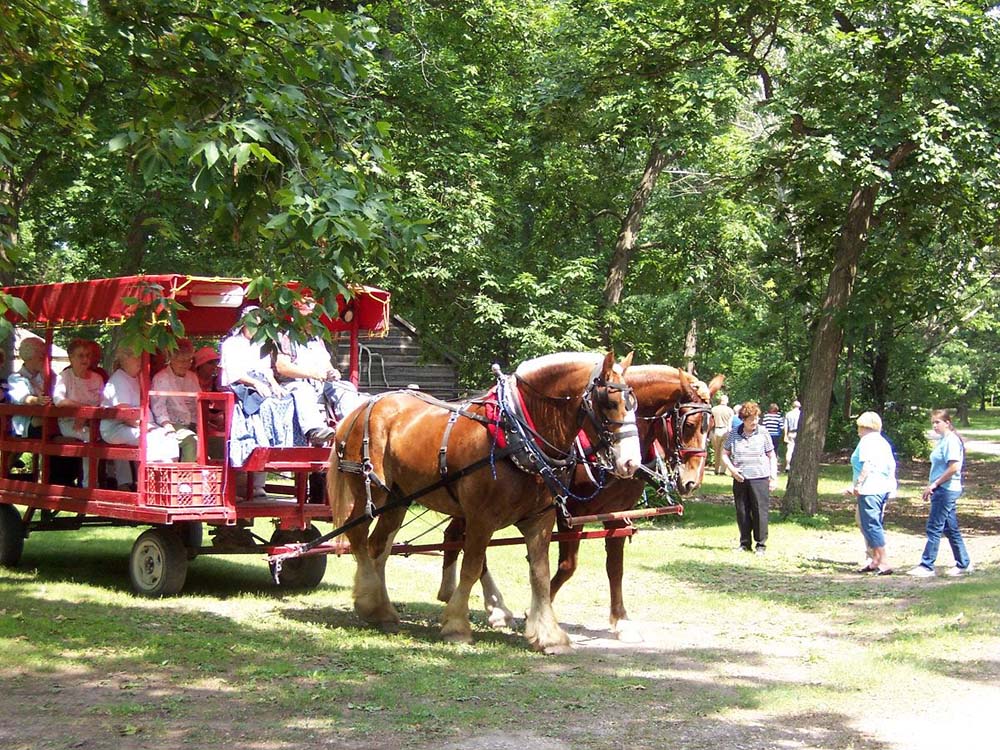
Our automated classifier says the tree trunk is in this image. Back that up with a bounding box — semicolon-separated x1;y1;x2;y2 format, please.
683;317;698;374
842;341;853;421
785;184;878;515
602;143;669;309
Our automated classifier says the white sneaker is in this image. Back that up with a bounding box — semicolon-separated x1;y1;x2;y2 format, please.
944;564;973;577
906;565;936;578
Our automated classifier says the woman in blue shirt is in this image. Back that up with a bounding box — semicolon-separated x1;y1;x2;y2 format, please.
907;409;972;578
847;412;897;575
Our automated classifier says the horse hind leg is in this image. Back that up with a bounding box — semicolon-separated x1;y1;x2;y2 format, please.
438;518;512;628
480;564;514;629
436;517;464;603
440;523;498;645
605;530;642;643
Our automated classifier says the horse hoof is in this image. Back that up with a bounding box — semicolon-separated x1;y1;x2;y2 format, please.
487;608;514;630
441;630;474;645
542;642;574;655
613;620;644;644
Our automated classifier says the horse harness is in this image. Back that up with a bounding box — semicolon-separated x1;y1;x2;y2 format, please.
334;361;638;522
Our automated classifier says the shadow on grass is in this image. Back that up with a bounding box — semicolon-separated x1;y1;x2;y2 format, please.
0;577;898;750
9;536;348;598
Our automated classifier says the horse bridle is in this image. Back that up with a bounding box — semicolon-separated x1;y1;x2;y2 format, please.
579;365;639;466
640;400;713;493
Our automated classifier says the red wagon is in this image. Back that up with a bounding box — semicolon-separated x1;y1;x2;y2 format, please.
0;275;390;596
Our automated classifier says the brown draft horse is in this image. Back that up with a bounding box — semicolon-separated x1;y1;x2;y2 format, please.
437;365;724;640
326;351;642;652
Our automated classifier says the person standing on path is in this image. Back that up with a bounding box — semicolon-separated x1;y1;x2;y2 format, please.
722;401;777;555
846;411;897;575
907;409;973;578
710;394;735;475
783;400;801;472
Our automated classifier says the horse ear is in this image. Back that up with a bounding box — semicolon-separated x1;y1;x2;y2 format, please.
619;351;634;371
601;351;616;376
708;374;725;396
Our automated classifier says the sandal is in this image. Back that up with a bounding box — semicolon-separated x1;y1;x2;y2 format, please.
876;568;894;576
856;564;877;573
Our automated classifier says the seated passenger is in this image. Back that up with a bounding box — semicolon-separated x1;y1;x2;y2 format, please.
8;337;50;438
273;295;337;446
100;345;180;488
323;368;370;422
193;345;225;458
150;339;200;462
52;338;104;486
219;306;294;483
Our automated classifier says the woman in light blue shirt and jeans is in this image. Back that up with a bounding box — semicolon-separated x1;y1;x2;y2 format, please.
907;409;972;578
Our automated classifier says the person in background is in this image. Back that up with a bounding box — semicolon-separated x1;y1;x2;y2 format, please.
710;394;735;475
86;340;109;383
783;399;801;472
846;411;897;575
907;409;973;578
101;344;180;489
761;403;783;457
52;338;104;486
722;401;777;555
150;339;200;462
7;337;50;437
193;345;225;457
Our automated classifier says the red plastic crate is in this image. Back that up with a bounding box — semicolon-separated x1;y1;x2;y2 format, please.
145;464;223;507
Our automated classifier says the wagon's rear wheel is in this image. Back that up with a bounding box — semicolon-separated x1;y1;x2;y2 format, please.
130;527;188;597
0;504;25;567
269;525;326;590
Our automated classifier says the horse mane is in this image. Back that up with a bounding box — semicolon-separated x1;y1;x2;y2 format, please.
514;351;604;381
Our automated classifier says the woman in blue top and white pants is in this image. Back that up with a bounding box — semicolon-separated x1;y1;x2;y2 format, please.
907;409;972;578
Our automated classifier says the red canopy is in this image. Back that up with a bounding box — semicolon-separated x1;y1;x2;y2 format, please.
3;275;390;337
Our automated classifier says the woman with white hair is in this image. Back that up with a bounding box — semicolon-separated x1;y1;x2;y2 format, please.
101;345;180;489
847;411;897;575
7;337;51;437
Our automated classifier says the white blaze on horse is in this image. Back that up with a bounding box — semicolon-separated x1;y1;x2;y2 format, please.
327;351;640;652
437;365;724;640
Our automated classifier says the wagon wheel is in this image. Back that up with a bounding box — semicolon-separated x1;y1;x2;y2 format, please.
269;525;327;590
129;527;188;597
0;503;25;567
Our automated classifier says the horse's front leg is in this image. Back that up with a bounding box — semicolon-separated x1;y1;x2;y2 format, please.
518;510;571;654
605;525;641;642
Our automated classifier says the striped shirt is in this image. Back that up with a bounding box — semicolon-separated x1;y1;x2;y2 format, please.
761;411;783;438
723;425;775;479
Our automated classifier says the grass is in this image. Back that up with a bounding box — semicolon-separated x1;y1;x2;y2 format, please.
2;444;999;749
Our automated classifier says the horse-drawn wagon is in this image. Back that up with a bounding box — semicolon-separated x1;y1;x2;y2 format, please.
0;274;389;596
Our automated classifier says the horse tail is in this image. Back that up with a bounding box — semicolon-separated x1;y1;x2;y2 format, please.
326;449;354;532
